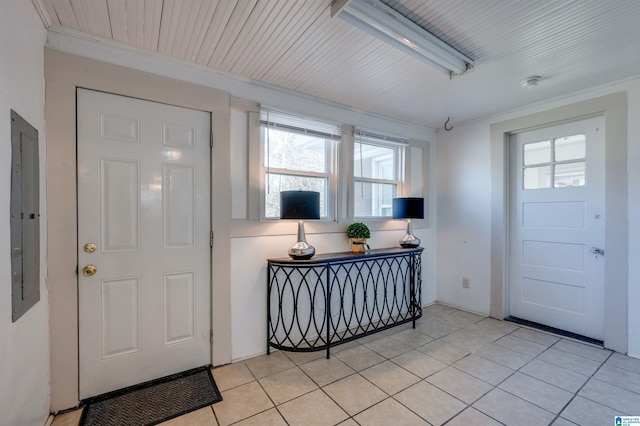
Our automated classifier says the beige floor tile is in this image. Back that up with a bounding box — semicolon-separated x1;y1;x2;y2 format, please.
278;389;349;426
422;303;458;315
537;348;602;376
473;388;555;426
511;327;560;347
560;396;626;425
498;372;573;414
364;336;412;358
258;367;318;405
552;339;612;362
416;339;470;365
330;340;360;354
446;309;487;325
551;418;579;426
414;318;461;339
212;381;273;426
337;419;359;425
472;317;519;336
360;360;420;395
159;407;217;425
520;359;588;393
300;356;355;387
52;409;84;426
475;343;533;369
446;407;503;426
233;408;287;426
453;354;514;385
283;350;326;366
395;381;466;425
354;398;429;425
427;366;492;404
391;350;447;378
244;351;296;379
211;362;255;392
389;328;433;348
594;363;640;394
607;352;640;374
579;378;640;414
334;344;386;371
323;374;387;415
494;334;547;357
442;329;496;352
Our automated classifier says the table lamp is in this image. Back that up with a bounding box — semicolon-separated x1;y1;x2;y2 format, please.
280;190;320;259
392;197;424;248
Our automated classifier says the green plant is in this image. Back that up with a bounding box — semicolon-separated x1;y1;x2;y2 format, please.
346;222;371;239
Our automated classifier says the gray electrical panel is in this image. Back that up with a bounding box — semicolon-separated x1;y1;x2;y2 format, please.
10;110;40;322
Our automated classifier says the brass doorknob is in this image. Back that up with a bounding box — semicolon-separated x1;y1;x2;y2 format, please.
83;265;97;276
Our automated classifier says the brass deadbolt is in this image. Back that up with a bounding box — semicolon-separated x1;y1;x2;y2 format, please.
84;243;97;254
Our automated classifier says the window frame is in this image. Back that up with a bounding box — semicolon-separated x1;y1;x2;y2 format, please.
259;109;340;221
352;131;406;219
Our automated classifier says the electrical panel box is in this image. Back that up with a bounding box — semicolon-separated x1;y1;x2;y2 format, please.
10;110;40;322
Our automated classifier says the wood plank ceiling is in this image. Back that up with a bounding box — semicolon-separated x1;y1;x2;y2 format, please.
36;0;640;129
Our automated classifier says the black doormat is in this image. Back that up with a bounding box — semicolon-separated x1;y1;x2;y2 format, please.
80;366;222;426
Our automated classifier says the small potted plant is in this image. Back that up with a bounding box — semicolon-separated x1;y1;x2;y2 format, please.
346;222;371;253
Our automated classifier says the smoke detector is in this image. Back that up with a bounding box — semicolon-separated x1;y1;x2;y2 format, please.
521;76;542;89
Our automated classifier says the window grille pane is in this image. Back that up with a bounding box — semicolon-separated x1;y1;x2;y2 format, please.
354;142;395;179
555;134;585;162
263;127;327;173
523;140;551;165
524;166;551;189
265;173;327;219
354;181;397;217
554;162;586;188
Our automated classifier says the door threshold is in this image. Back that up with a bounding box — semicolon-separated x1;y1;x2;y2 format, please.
505;316;603;347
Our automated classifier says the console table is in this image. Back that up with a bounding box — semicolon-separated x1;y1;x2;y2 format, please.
267;247;423;358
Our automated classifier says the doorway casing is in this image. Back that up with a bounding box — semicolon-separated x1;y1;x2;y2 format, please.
489;92;628;353
45;49;233;412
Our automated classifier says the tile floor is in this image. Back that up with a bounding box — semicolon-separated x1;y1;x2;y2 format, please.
53;304;640;426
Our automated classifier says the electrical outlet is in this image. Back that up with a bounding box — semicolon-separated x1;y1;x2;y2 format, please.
462;277;470;288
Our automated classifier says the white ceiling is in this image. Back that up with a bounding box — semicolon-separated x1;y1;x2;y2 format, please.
34;0;640;129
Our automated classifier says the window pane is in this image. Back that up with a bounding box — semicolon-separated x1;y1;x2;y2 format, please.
263;128;327;173
354;181;397;217
524;166;551;189
554;162;585;188
354;142;395;179
265;173;327;219
523;140;551;165
555;134;585;162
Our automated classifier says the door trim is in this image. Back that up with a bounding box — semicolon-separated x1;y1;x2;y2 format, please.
45;50;232;411
489;92;628;353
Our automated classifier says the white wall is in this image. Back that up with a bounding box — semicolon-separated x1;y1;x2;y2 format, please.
0;1;50;424
437;77;640;357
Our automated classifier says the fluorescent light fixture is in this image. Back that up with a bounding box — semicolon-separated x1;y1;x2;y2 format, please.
331;0;473;77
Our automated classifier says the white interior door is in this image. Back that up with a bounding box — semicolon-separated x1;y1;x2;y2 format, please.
509;116;605;340
77;89;211;398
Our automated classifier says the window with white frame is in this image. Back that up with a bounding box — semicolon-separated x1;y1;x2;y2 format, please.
261;108;340;219
353;129;406;218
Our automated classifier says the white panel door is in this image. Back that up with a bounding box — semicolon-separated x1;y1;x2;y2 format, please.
509;117;605;340
77;89;211;398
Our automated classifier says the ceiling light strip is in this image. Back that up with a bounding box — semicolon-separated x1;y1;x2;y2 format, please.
332;0;473;77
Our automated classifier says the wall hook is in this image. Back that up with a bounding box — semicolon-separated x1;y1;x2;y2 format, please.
444;117;453;131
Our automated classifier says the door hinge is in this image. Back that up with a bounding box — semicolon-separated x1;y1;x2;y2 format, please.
210;330;214;345
210;132;214;148
210;231;214;247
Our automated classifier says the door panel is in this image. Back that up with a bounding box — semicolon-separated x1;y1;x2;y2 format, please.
77;89;211;399
509;117;604;340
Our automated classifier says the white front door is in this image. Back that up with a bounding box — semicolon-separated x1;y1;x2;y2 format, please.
77;89;211;398
509;116;605;340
